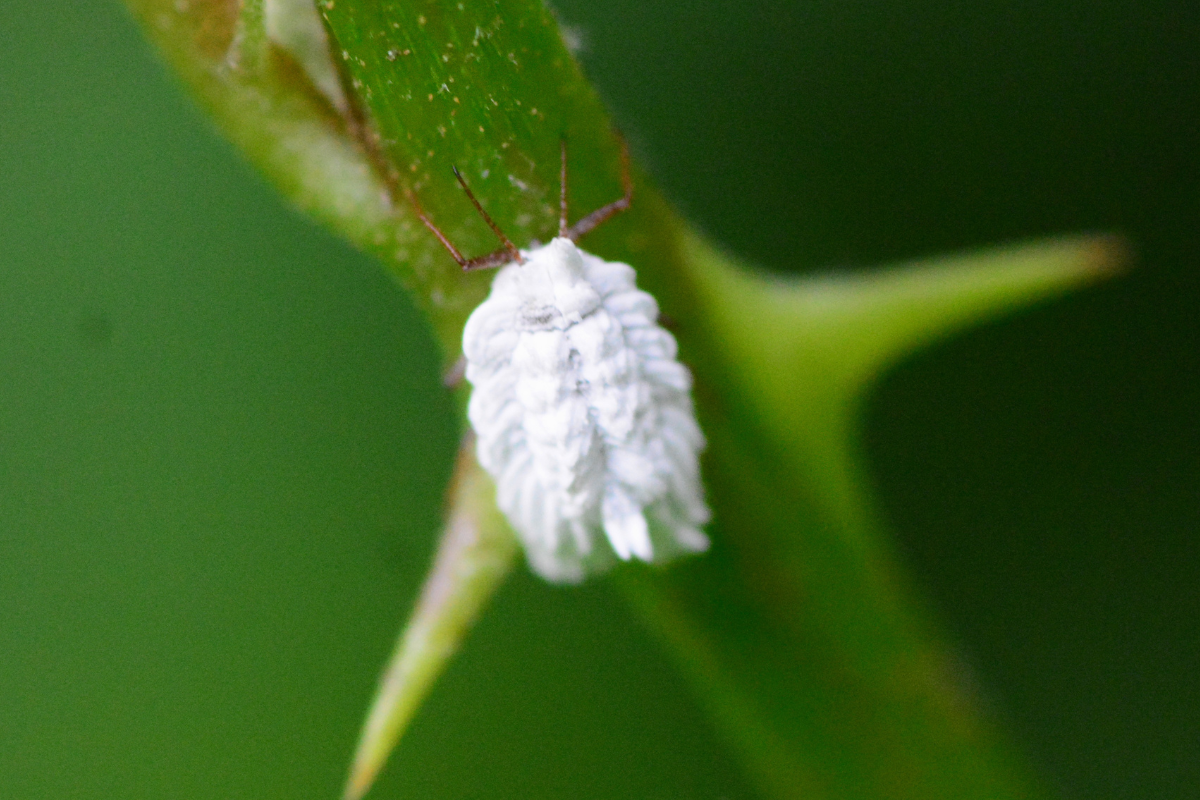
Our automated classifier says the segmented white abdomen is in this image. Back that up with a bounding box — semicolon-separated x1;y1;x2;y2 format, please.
463;237;710;582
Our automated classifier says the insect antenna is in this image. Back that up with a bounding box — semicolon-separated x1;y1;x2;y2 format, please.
452;167;524;268
409;169;525;271
559;138;570;238
565;132;633;242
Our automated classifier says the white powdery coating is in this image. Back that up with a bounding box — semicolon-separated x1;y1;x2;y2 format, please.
462;237;710;582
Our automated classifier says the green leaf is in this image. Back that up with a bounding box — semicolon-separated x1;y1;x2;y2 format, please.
124;1;1125;798
314;0;704;363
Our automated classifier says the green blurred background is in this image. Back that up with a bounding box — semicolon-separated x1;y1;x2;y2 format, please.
1;1;1195;798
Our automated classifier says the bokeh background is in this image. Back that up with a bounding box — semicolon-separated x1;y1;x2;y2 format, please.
2;1;1196;798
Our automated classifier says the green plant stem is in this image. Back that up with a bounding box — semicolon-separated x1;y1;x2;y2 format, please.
122;2;1126;798
343;439;517;800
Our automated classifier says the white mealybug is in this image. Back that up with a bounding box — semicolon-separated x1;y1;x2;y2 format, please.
415;141;710;582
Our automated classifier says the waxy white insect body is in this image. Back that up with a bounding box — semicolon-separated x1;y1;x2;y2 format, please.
418;143;710;582
462;237;710;581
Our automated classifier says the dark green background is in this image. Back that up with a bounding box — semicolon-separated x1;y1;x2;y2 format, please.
1;1;1195;798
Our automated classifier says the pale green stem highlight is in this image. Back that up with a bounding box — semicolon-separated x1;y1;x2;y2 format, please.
343;439;518;800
